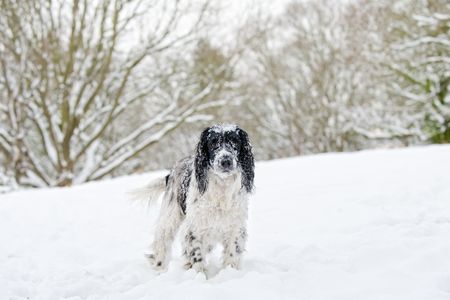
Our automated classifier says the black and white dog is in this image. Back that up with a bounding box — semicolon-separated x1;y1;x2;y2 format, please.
135;124;254;273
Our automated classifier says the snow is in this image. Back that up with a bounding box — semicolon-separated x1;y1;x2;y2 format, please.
210;123;238;133
1;145;450;299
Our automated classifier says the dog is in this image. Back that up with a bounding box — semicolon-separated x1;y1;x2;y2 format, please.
133;124;254;273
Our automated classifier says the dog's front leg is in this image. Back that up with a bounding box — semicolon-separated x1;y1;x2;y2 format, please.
182;230;206;273
222;227;247;269
147;201;182;271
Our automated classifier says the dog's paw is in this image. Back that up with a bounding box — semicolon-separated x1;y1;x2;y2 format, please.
192;261;207;273
183;261;192;270
222;257;241;270
145;253;166;271
183;261;206;274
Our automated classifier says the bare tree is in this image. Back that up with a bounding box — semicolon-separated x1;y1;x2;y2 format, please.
381;0;450;143
0;0;231;187
122;37;241;173
242;0;389;157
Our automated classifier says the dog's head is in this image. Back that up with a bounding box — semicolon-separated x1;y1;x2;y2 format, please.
195;124;254;194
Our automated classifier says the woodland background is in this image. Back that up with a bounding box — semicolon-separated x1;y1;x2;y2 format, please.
0;0;448;190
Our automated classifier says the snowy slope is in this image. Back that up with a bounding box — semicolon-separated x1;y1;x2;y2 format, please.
1;145;450;300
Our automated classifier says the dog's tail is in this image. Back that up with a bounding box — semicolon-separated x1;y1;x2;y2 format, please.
128;174;168;207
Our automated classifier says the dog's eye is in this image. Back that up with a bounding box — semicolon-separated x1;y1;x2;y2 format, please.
228;135;241;148
208;136;219;148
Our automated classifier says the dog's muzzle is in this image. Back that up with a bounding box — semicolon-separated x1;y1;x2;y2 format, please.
215;151;236;174
219;155;234;172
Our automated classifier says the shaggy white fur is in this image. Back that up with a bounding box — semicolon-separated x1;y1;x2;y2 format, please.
180;171;248;272
144;160;249;273
136;125;254;275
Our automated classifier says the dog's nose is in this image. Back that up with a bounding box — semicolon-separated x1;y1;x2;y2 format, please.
220;156;233;169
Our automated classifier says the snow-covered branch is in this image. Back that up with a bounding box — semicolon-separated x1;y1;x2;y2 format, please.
0;0;222;187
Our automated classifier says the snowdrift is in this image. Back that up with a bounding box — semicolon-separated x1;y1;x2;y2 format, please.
1;145;450;300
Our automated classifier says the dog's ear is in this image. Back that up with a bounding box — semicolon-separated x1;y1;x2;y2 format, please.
195;127;210;195
237;128;255;193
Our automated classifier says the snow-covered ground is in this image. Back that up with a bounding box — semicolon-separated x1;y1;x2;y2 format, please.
1;145;450;300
